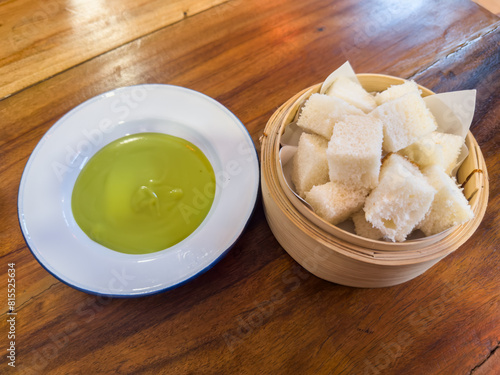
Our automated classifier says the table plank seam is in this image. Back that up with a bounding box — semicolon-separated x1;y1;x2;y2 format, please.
0;0;233;103
407;21;500;82
0;281;59;318
469;342;500;374
0;243;28;260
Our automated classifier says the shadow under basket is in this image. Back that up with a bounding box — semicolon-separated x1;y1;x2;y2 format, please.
260;74;489;288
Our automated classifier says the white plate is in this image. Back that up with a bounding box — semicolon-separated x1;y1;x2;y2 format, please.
18;84;259;297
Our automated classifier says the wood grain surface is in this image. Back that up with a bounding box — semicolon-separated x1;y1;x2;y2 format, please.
0;0;228;99
0;0;499;374
474;0;500;16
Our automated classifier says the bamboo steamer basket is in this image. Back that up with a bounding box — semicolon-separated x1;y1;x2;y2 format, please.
261;74;489;287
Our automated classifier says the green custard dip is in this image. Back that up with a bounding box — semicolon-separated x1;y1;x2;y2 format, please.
71;132;216;254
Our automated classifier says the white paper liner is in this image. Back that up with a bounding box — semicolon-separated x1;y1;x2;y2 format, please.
280;61;476;241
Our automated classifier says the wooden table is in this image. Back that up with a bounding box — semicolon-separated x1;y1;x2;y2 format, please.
1;0;499;373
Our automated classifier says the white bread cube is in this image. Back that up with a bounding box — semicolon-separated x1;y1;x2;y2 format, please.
305;182;368;225
399;131;464;175
398;132;445;171
370;92;438;152
418;165;474;236
374;80;421;105
325;76;377;113
352;210;383;240
297;94;364;139
432;132;464;174
327;115;383;189
364;154;436;242
291;133;329;197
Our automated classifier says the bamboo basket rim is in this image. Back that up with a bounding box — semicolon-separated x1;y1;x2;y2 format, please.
261;73;489;266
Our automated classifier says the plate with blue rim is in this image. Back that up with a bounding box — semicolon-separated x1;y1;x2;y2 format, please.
18;84;259;297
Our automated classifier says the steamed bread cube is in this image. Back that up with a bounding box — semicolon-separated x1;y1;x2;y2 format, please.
296;93;364;139
364;154;436;242
325;76;377;113
291;133;329;197
431;132;464;174
399;131;463;175
418;165;474;236
327;115;383;189
305;182;368;225
370;92;437;152
374;80;421;105
398;132;444;171
352;210;384;240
